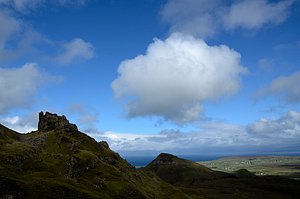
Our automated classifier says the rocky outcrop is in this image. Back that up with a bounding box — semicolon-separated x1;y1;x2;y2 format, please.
98;141;109;149
38;112;78;132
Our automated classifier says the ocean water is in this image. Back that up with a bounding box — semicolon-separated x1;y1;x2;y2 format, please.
123;154;222;167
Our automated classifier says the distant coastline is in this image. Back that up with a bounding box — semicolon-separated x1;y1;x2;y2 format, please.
124;153;300;167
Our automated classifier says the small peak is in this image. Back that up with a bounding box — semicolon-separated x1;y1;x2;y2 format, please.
150;153;179;165
157;153;178;159
38;111;78;132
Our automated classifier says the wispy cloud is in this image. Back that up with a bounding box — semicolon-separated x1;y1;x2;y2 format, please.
66;103;99;128
57;38;94;65
0;1;94;65
223;0;294;30
0;10;21;50
161;0;294;38
258;58;274;72
0;0;88;13
256;70;300;103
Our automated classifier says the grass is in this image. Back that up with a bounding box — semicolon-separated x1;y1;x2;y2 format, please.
0;124;190;199
198;156;300;178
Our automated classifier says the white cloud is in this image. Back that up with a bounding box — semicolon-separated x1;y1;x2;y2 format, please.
0;112;38;133
57;38;94;65
247;111;300;138
256;70;300;103
0;63;62;113
112;33;245;123
161;0;294;38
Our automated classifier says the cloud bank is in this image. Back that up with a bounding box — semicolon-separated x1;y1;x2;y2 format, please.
161;0;294;38
112;33;245;123
247;111;300;138
87;111;300;155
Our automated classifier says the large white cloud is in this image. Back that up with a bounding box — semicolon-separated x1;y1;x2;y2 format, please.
256;70;300;103
0;63;61;113
112;33;246;123
161;0;294;38
57;38;94;65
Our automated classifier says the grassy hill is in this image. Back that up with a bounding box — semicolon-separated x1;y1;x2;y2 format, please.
0;112;188;199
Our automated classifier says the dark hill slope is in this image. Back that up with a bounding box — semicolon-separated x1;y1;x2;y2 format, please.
0;112;188;199
0;124;21;141
144;153;300;199
144;153;227;187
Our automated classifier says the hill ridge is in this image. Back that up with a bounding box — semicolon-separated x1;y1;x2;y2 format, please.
0;112;188;199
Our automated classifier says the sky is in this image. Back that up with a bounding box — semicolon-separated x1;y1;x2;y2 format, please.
0;0;300;156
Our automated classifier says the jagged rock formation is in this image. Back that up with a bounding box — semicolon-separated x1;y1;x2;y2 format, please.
0;112;188;199
38;112;78;132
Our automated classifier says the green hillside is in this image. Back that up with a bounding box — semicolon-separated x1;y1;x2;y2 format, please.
0;112;188;199
1;112;300;199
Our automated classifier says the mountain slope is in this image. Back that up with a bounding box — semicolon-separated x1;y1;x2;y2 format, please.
0;112;188;199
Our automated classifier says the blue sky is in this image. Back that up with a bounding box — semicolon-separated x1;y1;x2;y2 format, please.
1;0;300;156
